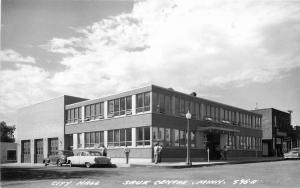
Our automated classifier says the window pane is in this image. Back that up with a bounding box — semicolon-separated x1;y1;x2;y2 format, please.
137;94;143;108
174;129;179;146
126;128;132;142
100;131;104;144
67;110;71;123
175;97;180;115
114;99;120;115
108;130;113;143
85;106;90;119
120;129;125;142
120;97;126;115
165;128;171;147
144;92;150;106
158;128;164;141
159;94;164;112
85;132;90;147
136;127;143;141
108;100;114;114
114;130;120;146
165;95;171;114
180;98;184;113
78;107;82;121
71;109;74;122
100;103;104;115
95;132;100;144
180;130;186;147
144;127;150;141
74;108;78;121
152;127;158;141
90;132;95;147
126;96;132;110
96;103;100;116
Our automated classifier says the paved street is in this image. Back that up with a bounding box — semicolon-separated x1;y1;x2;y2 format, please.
1;160;300;188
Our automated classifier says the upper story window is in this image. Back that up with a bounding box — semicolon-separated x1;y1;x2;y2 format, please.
136;92;150;113
66;107;82;124
108;96;132;118
85;102;104;121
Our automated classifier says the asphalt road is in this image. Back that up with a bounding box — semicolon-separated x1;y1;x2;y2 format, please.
1;160;300;188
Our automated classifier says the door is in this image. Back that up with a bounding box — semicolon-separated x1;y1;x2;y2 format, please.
48;138;58;157
34;139;44;163
206;132;221;160
21;140;31;163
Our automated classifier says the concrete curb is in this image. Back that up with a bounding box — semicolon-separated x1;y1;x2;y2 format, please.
128;158;285;169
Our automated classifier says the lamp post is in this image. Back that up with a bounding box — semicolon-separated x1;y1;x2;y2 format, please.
186;110;192;166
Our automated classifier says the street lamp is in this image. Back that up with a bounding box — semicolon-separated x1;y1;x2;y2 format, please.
186;110;192;166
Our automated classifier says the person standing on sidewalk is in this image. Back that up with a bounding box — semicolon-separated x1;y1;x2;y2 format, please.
154;143;159;164
124;145;130;164
158;144;163;163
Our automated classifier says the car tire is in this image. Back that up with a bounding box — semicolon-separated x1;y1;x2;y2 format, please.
85;162;91;168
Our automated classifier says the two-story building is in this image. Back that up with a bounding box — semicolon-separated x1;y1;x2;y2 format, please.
252;108;292;156
17;85;263;163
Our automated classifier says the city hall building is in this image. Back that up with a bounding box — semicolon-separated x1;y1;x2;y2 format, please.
16;85;263;163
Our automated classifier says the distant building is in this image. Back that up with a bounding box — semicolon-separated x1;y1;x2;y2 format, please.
252;108;293;156
292;126;300;148
17;85;263;163
1;142;17;163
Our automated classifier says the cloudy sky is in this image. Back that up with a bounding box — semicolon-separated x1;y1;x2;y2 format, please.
1;0;300;126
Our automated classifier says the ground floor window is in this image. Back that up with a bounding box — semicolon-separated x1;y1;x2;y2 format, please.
231;135;262;151
48;138;58;155
136;126;150;146
85;131;104;148
153;127;195;148
7;150;17;161
108;128;132;147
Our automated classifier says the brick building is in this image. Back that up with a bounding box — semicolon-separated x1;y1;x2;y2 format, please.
252;108;293;157
17;85;263;163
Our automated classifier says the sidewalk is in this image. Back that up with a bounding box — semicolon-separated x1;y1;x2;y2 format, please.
119;157;284;168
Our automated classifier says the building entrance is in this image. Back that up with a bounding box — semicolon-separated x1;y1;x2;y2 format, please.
206;132;221;160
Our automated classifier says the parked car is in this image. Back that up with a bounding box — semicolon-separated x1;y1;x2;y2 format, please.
43;150;74;166
67;151;111;168
283;148;300;159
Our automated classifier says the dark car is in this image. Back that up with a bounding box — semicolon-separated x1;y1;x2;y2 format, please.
43;150;74;166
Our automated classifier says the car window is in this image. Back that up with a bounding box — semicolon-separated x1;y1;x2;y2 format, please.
89;151;101;156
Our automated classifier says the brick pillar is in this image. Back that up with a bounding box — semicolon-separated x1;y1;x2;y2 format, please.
132;128;136;147
104;131;108;147
73;134;78;149
132;95;136;115
43;138;48;158
30;139;34;163
104;101;108;119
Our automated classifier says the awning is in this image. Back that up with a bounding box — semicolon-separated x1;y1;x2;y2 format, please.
197;126;240;133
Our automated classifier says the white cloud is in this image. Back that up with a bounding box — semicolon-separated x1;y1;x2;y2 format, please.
0;64;51;113
0;49;36;63
2;0;300;117
46;0;300;97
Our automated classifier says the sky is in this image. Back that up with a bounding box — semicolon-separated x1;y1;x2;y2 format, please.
1;0;300;126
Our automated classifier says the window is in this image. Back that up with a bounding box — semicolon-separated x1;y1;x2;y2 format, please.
136;92;150;113
77;133;82;148
108;100;114;117
85;105;91;121
90;104;96;120
180;98;185;113
165;128;171;147
7;150;16;161
175;97;180;116
114;99;120;116
174;129;180;147
191;131;195;148
107;129;132;147
165;95;171;114
180;130;186;147
108;96;131;117
136;127;150;146
66;107;82;124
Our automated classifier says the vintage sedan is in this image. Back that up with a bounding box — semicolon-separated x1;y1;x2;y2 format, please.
43;150;74;166
283;148;300;159
67;151;111;168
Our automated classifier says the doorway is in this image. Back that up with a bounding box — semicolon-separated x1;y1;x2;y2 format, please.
206;132;221;160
